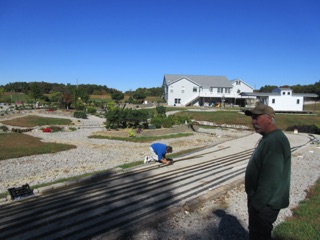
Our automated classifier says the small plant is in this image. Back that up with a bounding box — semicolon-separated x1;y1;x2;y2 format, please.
49;126;63;132
69;127;77;131
128;128;135;137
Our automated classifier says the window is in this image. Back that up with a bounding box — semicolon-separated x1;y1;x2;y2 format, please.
288;92;291;95
210;87;214;92
225;88;230;93
272;99;275;104
181;86;185;93
193;87;197;92
297;99;300;104
282;92;285;95
174;98;181;104
170;86;173;93
218;88;223;93
236;81;241;85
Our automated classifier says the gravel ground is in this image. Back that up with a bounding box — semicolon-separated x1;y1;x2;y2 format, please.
127;141;320;240
0;114;250;195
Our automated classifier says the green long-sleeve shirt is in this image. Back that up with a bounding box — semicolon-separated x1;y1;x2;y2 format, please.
245;129;291;211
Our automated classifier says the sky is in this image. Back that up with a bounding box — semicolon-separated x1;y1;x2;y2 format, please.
0;0;319;92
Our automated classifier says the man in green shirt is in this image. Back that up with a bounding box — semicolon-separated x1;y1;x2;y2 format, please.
245;104;291;240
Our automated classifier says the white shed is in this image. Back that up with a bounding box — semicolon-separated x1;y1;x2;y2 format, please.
240;87;318;112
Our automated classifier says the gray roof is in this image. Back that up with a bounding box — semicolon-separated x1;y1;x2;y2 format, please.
292;93;318;97
164;74;233;88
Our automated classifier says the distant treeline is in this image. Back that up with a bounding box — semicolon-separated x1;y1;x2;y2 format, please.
1;80;319;99
0;81;163;97
258;81;320;97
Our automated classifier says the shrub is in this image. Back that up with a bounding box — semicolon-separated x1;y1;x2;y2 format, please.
86;107;97;114
12;128;22;133
156;106;166;114
162;118;173;128
49;126;63;132
286;125;320;134
105;108;149;129
69;127;77;131
74;111;87;119
150;117;163;128
0;125;9;131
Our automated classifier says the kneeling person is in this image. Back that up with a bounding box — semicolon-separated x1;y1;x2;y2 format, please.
144;142;173;165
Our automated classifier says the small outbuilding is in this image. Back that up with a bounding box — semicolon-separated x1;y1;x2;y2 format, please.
240;87;318;112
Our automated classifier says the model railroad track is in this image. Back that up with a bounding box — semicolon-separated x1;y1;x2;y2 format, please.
0;148;267;240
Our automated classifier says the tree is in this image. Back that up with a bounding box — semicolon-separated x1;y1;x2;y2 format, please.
111;90;124;103
62;92;73;109
105;108;125;129
259;85;278;92
133;88;147;103
0;87;4;101
29;82;42;101
125;109;149;128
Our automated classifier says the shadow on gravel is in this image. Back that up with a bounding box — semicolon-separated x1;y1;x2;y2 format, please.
213;209;248;240
0;169;175;240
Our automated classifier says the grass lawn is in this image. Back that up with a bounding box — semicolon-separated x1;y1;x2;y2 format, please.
89;133;194;142
173;110;320;130
0;133;76;160
273;179;320;240
0;115;72;127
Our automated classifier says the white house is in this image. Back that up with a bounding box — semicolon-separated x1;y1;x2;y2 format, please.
163;74;254;106
240;87;318;112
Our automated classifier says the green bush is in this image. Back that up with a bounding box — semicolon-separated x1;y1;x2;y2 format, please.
150;116;164;128
105;108;149;129
0;125;9;131
49;126;63;132
74;111;87;119
162;118;173;128
156;106;166;114
166;115;191;125
86;107;97;114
